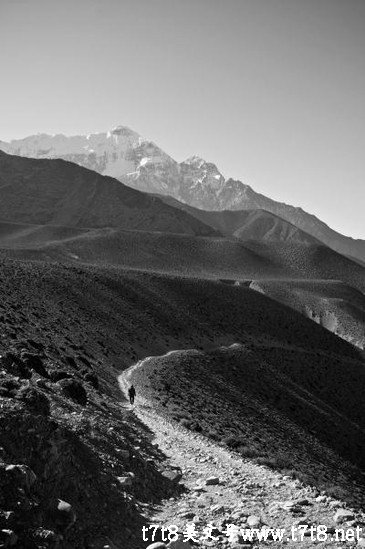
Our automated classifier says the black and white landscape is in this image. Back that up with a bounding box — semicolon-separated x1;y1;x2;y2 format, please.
0;1;364;549
2;126;365;263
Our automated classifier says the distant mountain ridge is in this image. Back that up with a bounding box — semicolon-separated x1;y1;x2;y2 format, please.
154;195;321;245
1;125;364;262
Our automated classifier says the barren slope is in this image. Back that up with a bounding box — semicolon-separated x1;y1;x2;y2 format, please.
0;151;218;236
249;279;365;349
1;223;364;293
156;196;321;245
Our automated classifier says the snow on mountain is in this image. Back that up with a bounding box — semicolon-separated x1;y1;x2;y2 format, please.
0;126;159;180
1;126;365;262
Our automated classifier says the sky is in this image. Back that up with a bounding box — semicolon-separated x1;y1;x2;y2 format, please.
0;0;364;238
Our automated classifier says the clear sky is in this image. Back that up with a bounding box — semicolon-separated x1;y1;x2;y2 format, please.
1;0;364;238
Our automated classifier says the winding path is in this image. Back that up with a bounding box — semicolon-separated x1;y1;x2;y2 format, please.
117;349;357;548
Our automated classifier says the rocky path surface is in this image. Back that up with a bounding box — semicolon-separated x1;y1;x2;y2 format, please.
118;351;365;549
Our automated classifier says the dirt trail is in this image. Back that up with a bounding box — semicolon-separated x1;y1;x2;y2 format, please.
118;349;363;548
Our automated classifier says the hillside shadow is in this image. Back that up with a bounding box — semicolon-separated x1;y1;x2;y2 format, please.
128;334;365;512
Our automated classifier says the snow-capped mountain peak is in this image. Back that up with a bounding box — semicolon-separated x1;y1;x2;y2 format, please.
109;124;137;136
0;125;274;209
183;155;207;166
1;125;365;263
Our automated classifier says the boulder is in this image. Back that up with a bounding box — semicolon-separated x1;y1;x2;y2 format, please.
282;500;301;513
117;476;133;487
247;515;261;528
58;378;87;405
51;499;76;533
179;511;195;519
228;532;244;544
20;352;48;378
162;470;182;483
0;529;18;547
334;509;355;523
205;476;219;486
0;352;31;379
295;498;310;506
329;500;342;508
196;495;209;508
316;495;327;503
49;370;72;383
5;464;37;491
17;385;50;416
84;372;99;389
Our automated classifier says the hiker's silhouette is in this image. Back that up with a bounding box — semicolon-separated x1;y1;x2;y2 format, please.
128;384;136;405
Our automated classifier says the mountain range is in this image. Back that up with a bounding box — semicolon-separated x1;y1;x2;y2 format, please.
0;148;364;350
1;125;364;263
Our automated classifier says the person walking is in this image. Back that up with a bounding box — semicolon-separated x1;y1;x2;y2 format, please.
128;384;136;405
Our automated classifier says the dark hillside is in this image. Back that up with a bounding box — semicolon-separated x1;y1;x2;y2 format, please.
0;151;218;236
249;279;365;349
129;344;365;509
